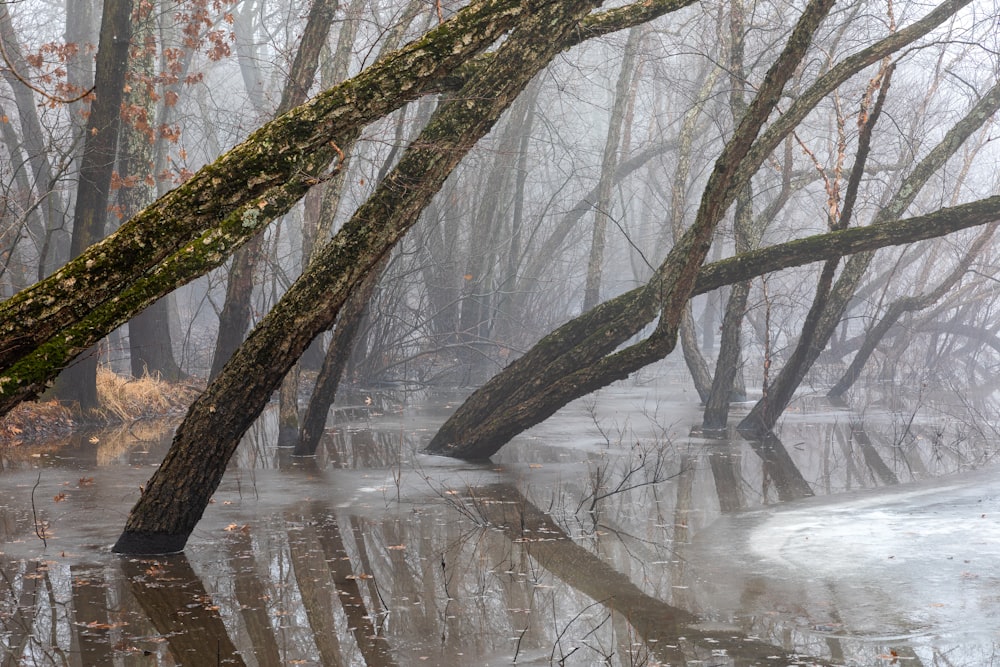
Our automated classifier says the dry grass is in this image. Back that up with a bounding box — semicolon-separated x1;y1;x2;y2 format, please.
0;368;201;446
94;367;199;422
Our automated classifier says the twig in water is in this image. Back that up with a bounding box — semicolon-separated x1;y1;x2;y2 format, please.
31;471;46;547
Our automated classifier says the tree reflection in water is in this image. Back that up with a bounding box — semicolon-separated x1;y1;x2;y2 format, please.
1;388;999;664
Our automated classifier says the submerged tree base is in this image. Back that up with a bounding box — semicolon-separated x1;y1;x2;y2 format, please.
112;531;188;555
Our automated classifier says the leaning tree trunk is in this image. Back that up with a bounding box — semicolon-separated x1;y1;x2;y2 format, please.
738;74;1000;436
827;221;998;398
0;0;572;415
739;60;897;436
295;254;389;456
702;0;755;429
112;0;623;554
427;0;844;459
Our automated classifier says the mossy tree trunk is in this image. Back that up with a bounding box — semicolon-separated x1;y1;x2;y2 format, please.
112;0;681;554
0;0;573;416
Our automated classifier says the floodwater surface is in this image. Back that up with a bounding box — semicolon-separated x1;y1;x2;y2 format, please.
1;373;999;665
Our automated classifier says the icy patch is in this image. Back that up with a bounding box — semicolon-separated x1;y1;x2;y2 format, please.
746;470;1000;641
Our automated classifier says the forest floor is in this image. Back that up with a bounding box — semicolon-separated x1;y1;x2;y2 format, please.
0;368;201;445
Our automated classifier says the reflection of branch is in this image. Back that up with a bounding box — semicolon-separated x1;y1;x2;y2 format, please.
30;471;45;546
550;597;611;664
477;483;837;665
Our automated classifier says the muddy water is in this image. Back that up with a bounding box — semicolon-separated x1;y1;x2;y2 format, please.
1;375;999;665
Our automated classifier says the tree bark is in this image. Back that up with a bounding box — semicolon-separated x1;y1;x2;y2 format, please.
112;0;627;554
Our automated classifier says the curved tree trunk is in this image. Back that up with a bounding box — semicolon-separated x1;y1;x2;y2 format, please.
284;1;426;447
827;221;998;398
427;0;844;458
739;75;1000;436
112;0;624;554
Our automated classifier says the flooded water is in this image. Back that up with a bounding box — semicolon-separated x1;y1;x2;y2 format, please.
2;369;1000;665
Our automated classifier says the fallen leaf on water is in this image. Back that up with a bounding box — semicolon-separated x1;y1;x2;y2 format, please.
53;492;66;502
